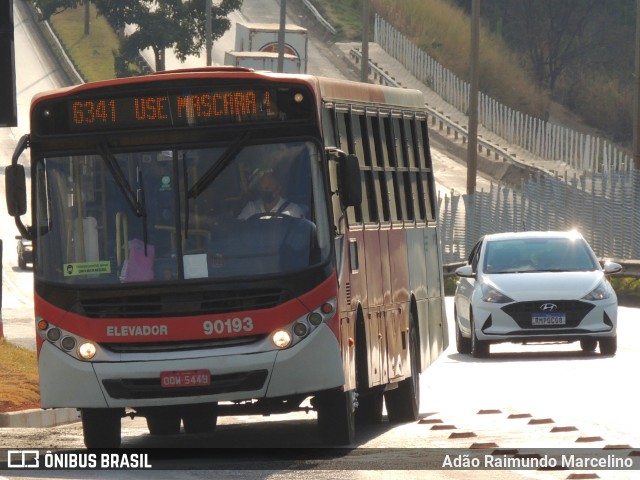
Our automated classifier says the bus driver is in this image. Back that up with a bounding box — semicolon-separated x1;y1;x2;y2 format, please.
237;171;304;220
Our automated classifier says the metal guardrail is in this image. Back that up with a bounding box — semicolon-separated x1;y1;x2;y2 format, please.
302;0;337;35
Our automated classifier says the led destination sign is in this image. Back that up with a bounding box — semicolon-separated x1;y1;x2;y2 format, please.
56;86;307;133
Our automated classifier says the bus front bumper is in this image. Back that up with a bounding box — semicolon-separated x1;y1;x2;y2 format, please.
38;324;345;409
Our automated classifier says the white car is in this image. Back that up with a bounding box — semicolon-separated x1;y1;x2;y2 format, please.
454;231;622;357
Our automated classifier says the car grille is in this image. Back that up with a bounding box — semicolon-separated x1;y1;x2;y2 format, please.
501;300;595;329
102;369;269;399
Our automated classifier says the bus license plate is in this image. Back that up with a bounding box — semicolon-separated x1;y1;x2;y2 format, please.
531;313;566;326
160;369;210;388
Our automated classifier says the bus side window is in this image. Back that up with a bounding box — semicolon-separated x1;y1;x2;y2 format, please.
322;105;338;148
336;109;362;226
350;111;375;224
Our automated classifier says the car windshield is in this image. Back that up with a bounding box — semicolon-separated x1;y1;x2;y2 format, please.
33;141;331;285
483;237;600;274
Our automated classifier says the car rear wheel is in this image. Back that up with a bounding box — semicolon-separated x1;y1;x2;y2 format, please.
599;336;617;356
580;338;598;352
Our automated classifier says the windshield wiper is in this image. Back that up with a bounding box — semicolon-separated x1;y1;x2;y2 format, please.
187;132;250;199
99;144;146;218
99;144;150;253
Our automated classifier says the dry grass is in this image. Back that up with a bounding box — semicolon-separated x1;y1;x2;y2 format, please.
370;0;548;118
0;339;40;413
48;4;120;81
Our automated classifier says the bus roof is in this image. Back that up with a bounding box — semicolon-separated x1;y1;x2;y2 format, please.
30;67;426;111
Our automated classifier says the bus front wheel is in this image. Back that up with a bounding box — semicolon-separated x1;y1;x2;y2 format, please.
81;408;122;449
316;388;356;445
146;406;181;435
182;403;218;434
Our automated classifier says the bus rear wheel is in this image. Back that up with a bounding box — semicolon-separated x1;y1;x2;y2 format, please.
384;312;420;423
81;408;122;449
316;388;356;445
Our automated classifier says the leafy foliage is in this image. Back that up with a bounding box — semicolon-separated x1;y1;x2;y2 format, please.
450;0;635;143
32;0;243;72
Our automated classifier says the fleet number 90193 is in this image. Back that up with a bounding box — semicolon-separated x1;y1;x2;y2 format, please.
203;317;254;335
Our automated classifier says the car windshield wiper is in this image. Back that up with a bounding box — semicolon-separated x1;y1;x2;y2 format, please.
187;132;250;199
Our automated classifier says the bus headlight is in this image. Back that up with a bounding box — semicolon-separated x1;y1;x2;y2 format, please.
36;316;101;361
78;342;97;360
272;330;292;349
269;298;337;350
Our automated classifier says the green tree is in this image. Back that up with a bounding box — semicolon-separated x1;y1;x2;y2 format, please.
32;0;243;72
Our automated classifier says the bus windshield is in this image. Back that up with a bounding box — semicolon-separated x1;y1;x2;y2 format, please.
34;140;331;285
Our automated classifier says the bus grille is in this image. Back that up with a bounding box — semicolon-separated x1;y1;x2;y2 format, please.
78;288;284;319
102;370;269;399
100;335;266;353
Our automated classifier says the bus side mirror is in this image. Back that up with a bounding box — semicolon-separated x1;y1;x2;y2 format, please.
6;164;27;216
338;154;362;209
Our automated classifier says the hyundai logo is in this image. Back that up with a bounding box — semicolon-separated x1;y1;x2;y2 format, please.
540;303;558;312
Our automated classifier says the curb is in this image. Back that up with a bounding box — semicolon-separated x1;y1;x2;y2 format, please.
0;408;79;428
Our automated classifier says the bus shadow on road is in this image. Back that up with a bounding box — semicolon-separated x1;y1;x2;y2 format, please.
121;414;405;450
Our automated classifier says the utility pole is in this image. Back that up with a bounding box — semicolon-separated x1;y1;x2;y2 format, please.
466;0;480;195
277;0;286;73
206;0;212;66
634;0;640;169
361;0;369;83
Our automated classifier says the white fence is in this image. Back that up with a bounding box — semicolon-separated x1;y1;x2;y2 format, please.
438;170;640;264
374;15;633;174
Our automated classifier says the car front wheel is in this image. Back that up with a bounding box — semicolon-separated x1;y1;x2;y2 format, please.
455;307;472;354
580;338;598;352
471;316;490;358
599;336;617;356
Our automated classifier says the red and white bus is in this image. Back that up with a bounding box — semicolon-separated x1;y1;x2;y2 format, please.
6;67;448;448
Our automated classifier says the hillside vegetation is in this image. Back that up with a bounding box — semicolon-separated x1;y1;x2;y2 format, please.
41;0;630;146
299;0;630;146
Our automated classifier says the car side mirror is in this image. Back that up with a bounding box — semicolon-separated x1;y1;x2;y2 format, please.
603;261;622;275
455;265;475;278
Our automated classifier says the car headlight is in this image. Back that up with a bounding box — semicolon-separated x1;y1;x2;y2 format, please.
480;283;514;303
583;280;613;301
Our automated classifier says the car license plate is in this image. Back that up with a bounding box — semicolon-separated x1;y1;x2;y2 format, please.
160;369;210;388
531;313;566;326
